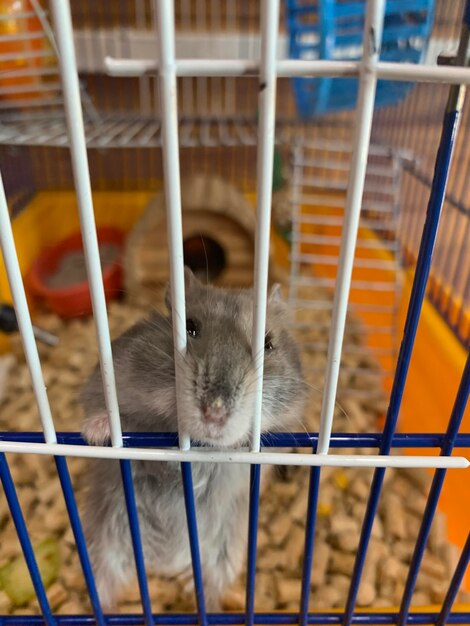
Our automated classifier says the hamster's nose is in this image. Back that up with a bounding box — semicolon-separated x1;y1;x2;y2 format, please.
201;397;229;425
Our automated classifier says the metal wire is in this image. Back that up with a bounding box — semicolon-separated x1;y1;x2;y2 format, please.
154;0;191;451
299;464;321;626
181;462;207;625
49;0;123;449
0;439;466;469
245;464;261;626
250;0;280;451
0;172;56;443
119;460;153;625
1;432;469;449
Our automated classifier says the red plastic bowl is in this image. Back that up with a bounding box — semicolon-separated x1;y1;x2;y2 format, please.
26;227;125;319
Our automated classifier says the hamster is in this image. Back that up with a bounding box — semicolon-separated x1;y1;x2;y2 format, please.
80;267;306;610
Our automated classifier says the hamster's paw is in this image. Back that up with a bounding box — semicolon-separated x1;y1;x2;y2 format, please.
82;412;111;446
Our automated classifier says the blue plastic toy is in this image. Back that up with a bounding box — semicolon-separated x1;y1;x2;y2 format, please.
286;0;435;118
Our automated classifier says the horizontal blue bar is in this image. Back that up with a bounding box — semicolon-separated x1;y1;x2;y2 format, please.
0;612;470;626
0;432;469;449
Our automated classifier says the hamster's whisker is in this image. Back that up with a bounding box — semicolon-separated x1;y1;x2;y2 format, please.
260;374;344;411
143;342;190;373
284;414;311;438
198;235;211;292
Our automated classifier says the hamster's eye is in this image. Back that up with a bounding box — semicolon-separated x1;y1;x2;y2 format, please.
264;333;274;351
186;318;199;338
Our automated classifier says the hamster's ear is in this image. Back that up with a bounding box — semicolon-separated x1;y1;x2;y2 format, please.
184;266;199;291
165;266;200;311
267;283;289;319
82;412;111;446
268;283;284;304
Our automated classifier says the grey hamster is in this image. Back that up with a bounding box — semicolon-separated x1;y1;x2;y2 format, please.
80;268;306;610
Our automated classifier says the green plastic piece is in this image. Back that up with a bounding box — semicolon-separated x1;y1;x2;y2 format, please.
0;538;60;606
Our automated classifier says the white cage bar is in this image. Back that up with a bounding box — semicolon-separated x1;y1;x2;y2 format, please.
250;0;280;452
154;0;191;451
0;440;467;469
104;58;470;83
316;0;385;455
49;0;123;448
0;175;56;445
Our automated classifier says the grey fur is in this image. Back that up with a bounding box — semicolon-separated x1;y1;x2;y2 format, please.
81;270;306;610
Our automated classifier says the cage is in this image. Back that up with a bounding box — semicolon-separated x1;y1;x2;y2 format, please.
0;0;469;625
